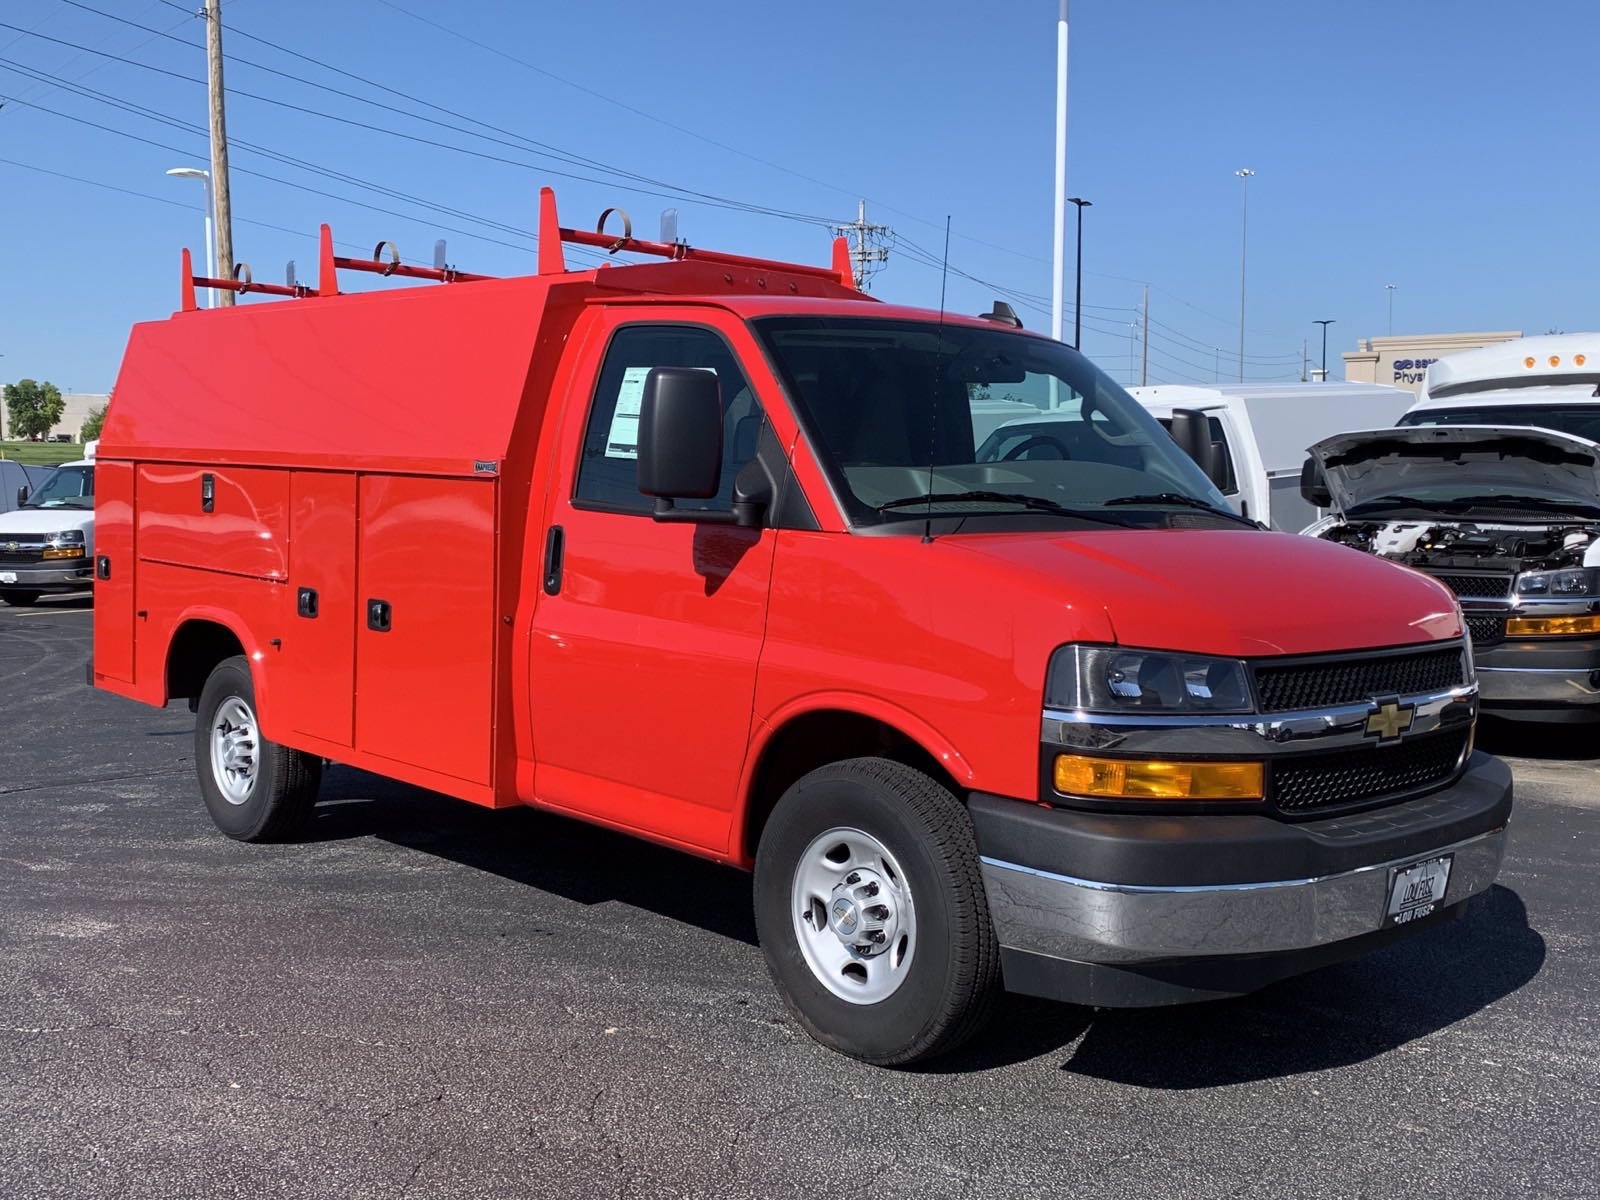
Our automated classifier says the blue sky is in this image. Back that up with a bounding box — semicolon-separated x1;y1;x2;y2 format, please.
1;0;1595;394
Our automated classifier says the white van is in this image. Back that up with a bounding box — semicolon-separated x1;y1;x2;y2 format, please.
1128;383;1415;530
0;440;97;607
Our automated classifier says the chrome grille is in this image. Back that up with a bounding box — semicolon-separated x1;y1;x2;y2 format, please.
1252;646;1468;713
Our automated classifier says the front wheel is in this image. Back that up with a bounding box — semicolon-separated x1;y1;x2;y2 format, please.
194;656;322;841
753;758;999;1066
0;590;41;607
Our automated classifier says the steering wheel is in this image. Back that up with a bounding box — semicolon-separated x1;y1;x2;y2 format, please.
1002;435;1071;461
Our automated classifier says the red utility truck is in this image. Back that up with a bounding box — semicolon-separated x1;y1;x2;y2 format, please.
92;190;1511;1065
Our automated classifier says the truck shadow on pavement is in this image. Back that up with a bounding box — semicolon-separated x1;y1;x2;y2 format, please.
935;884;1544;1084
1476;716;1599;761
309;767;761;944
308;768;1543;1085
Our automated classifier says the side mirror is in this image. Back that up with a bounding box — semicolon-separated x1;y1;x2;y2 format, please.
1300;457;1332;507
637;367;723;514
16;485;28;506
1168;408;1222;487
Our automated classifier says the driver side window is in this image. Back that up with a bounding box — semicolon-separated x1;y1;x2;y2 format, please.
575;324;767;515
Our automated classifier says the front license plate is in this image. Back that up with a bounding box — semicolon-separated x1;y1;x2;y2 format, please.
0;572;15;584
1385;854;1453;927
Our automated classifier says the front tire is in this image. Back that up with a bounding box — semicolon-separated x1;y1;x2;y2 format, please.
194;656;321;842
1;590;41;607
753;758;999;1066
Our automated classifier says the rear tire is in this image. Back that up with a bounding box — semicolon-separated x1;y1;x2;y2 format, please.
194;656;321;842
1;591;41;607
753;757;999;1066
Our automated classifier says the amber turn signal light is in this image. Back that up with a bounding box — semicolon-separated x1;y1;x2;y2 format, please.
41;546;85;560
1053;754;1264;800
1504;614;1600;637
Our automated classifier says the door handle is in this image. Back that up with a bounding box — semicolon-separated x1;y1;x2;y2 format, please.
366;598;392;632
543;525;564;595
297;587;319;619
95;554;111;580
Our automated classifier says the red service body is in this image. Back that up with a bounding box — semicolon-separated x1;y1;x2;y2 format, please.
92;189;1512;1065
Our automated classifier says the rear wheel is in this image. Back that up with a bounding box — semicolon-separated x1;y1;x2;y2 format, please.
1;590;41;607
753;757;999;1066
194;656;321;841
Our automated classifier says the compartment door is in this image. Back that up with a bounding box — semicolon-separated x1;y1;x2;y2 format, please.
281;471;357;745
92;460;136;684
354;475;496;786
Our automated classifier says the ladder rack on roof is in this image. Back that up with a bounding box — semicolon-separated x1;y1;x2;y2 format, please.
179;186;856;311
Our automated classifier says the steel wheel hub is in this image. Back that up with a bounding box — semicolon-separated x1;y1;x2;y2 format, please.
209;695;259;806
792;827;917;1004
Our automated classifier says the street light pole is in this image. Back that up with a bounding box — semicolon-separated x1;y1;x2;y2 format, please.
1314;319;1335;380
166;167;214;308
1068;197;1091;349
1235;168;1254;383
1386;283;1396;335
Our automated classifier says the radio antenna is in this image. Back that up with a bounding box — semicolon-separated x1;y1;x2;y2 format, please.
923;215;952;544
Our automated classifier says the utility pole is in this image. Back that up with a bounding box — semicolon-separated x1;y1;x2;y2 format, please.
831;200;891;290
1301;340;1307;382
1140;285;1150;386
205;0;235;305
1386;283;1396;335
1051;0;1070;343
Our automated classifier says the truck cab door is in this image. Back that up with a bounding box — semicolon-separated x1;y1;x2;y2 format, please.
526;310;783;853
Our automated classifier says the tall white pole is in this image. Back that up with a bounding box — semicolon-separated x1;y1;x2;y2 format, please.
202;175;216;308
1235;167;1254;382
1051;0;1069;344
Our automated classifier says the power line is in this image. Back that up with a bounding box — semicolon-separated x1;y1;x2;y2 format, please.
0;153;368;251
46;2;844;228
0;84;606;263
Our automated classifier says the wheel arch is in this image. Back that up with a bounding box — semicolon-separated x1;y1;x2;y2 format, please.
164;609;266;716
734;695;973;867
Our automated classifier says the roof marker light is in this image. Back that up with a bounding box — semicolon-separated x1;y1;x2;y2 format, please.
1550;355;1562;367
1577;354;1588;366
1525;356;1536;368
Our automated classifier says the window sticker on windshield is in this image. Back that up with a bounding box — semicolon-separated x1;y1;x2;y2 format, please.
604;366;717;460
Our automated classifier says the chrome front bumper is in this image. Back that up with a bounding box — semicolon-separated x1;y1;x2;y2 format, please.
0;562;91;589
1477;665;1600;707
981;826;1506;964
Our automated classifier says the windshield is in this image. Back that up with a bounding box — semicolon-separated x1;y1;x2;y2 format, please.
1400;404;1600;444
22;464;94;509
754;317;1228;528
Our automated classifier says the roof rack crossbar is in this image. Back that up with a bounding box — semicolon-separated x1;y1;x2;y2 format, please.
536;186;854;288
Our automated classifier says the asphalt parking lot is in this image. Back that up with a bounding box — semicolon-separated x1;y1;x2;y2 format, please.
2;595;1597;1199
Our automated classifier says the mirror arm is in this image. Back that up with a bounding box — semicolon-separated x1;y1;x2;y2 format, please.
650;497;740;525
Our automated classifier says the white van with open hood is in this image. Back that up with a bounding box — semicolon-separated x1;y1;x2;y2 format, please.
1302;336;1600;722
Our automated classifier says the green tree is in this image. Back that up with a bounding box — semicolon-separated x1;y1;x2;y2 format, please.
3;379;65;441
81;403;108;442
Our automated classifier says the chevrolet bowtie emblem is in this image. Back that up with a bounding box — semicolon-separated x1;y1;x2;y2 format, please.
2;542;17;553
1365;699;1415;742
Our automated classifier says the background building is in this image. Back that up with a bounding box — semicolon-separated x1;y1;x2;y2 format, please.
2;391;108;443
1342;332;1523;395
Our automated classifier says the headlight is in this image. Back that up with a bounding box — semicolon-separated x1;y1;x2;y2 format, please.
45;530;85;545
1515;567;1592;596
1046;645;1253;713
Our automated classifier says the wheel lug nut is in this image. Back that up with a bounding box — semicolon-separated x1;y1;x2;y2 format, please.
868;905;890;920
863;882;879;897
845;872;860;885
869;930;886;944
